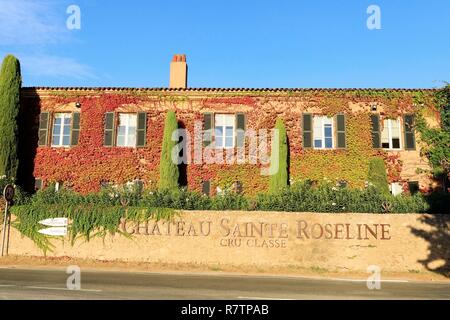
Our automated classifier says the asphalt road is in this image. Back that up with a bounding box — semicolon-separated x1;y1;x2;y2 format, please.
0;267;448;300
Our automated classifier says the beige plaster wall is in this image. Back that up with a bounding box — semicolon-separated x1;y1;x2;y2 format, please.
6;211;448;274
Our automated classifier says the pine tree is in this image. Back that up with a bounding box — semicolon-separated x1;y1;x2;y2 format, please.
158;110;179;190
368;157;390;194
0;55;21;180
269;118;289;193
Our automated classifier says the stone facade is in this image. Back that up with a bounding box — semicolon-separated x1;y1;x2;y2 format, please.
18;87;440;195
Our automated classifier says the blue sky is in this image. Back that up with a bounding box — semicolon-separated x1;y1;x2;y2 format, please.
0;0;449;88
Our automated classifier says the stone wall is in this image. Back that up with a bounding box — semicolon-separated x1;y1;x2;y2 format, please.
7;211;449;275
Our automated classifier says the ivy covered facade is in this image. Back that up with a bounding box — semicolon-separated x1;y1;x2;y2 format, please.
18;87;443;195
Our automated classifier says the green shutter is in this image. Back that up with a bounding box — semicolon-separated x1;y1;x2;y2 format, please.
203;113;214;147
201;180;211;196
302;113;312;149
136;112;147;147
70;112;81;146
370;114;381;149
34;178;43;190
235;113;246;148
336;114;346;148
404;114;416;150
38;112;50;146
104;112;115;147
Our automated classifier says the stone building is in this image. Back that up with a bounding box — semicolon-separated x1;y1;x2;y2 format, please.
18;55;441;195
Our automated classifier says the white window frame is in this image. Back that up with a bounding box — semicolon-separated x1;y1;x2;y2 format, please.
116;113;137;147
313;116;334;150
51;113;72;147
381;118;402;150
214;114;235;149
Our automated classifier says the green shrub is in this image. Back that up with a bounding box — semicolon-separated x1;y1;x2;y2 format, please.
211;191;249;211
255;181;435;213
30;183;143;207
9;180;449;215
368;157;390;194
142;188;211;210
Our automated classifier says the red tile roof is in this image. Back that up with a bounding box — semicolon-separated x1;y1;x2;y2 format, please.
22;87;437;92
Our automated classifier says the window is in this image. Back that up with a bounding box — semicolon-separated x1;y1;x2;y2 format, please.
390;182;403;196
51;113;72;147
381;118;401;150
313;116;333;149
214;114;235;148
408;181;419;195
116;113;137;147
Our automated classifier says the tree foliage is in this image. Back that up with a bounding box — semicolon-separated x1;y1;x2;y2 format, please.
158;110;179;190
416;85;450;179
269;118;289;193
368;157;390;194
0;55;21;180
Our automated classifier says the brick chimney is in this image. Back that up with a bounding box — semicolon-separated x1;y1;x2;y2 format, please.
169;54;188;88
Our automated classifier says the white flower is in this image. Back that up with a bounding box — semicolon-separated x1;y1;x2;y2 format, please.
332;202;336;206
149;191;154;195
332;187;338;191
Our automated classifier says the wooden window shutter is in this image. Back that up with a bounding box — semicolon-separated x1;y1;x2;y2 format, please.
34;178;43;190
404;114;416;150
136;112;147;147
104;112;115;147
302;113;313;149
336;114;346;148
201;180;211;196
70;112;81;146
370;114;381;149
203;113;214;147
235;113;246;148
38;112;51;146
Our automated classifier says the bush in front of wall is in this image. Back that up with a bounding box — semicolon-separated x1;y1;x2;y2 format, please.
254;181;433;213
367;157;390;194
10;180;449;215
211;191;249;211
142;188;212;210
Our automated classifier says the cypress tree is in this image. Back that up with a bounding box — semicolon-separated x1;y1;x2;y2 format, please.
368;157;390;194
269;118;289;193
158;110;179;190
0;55;21;180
